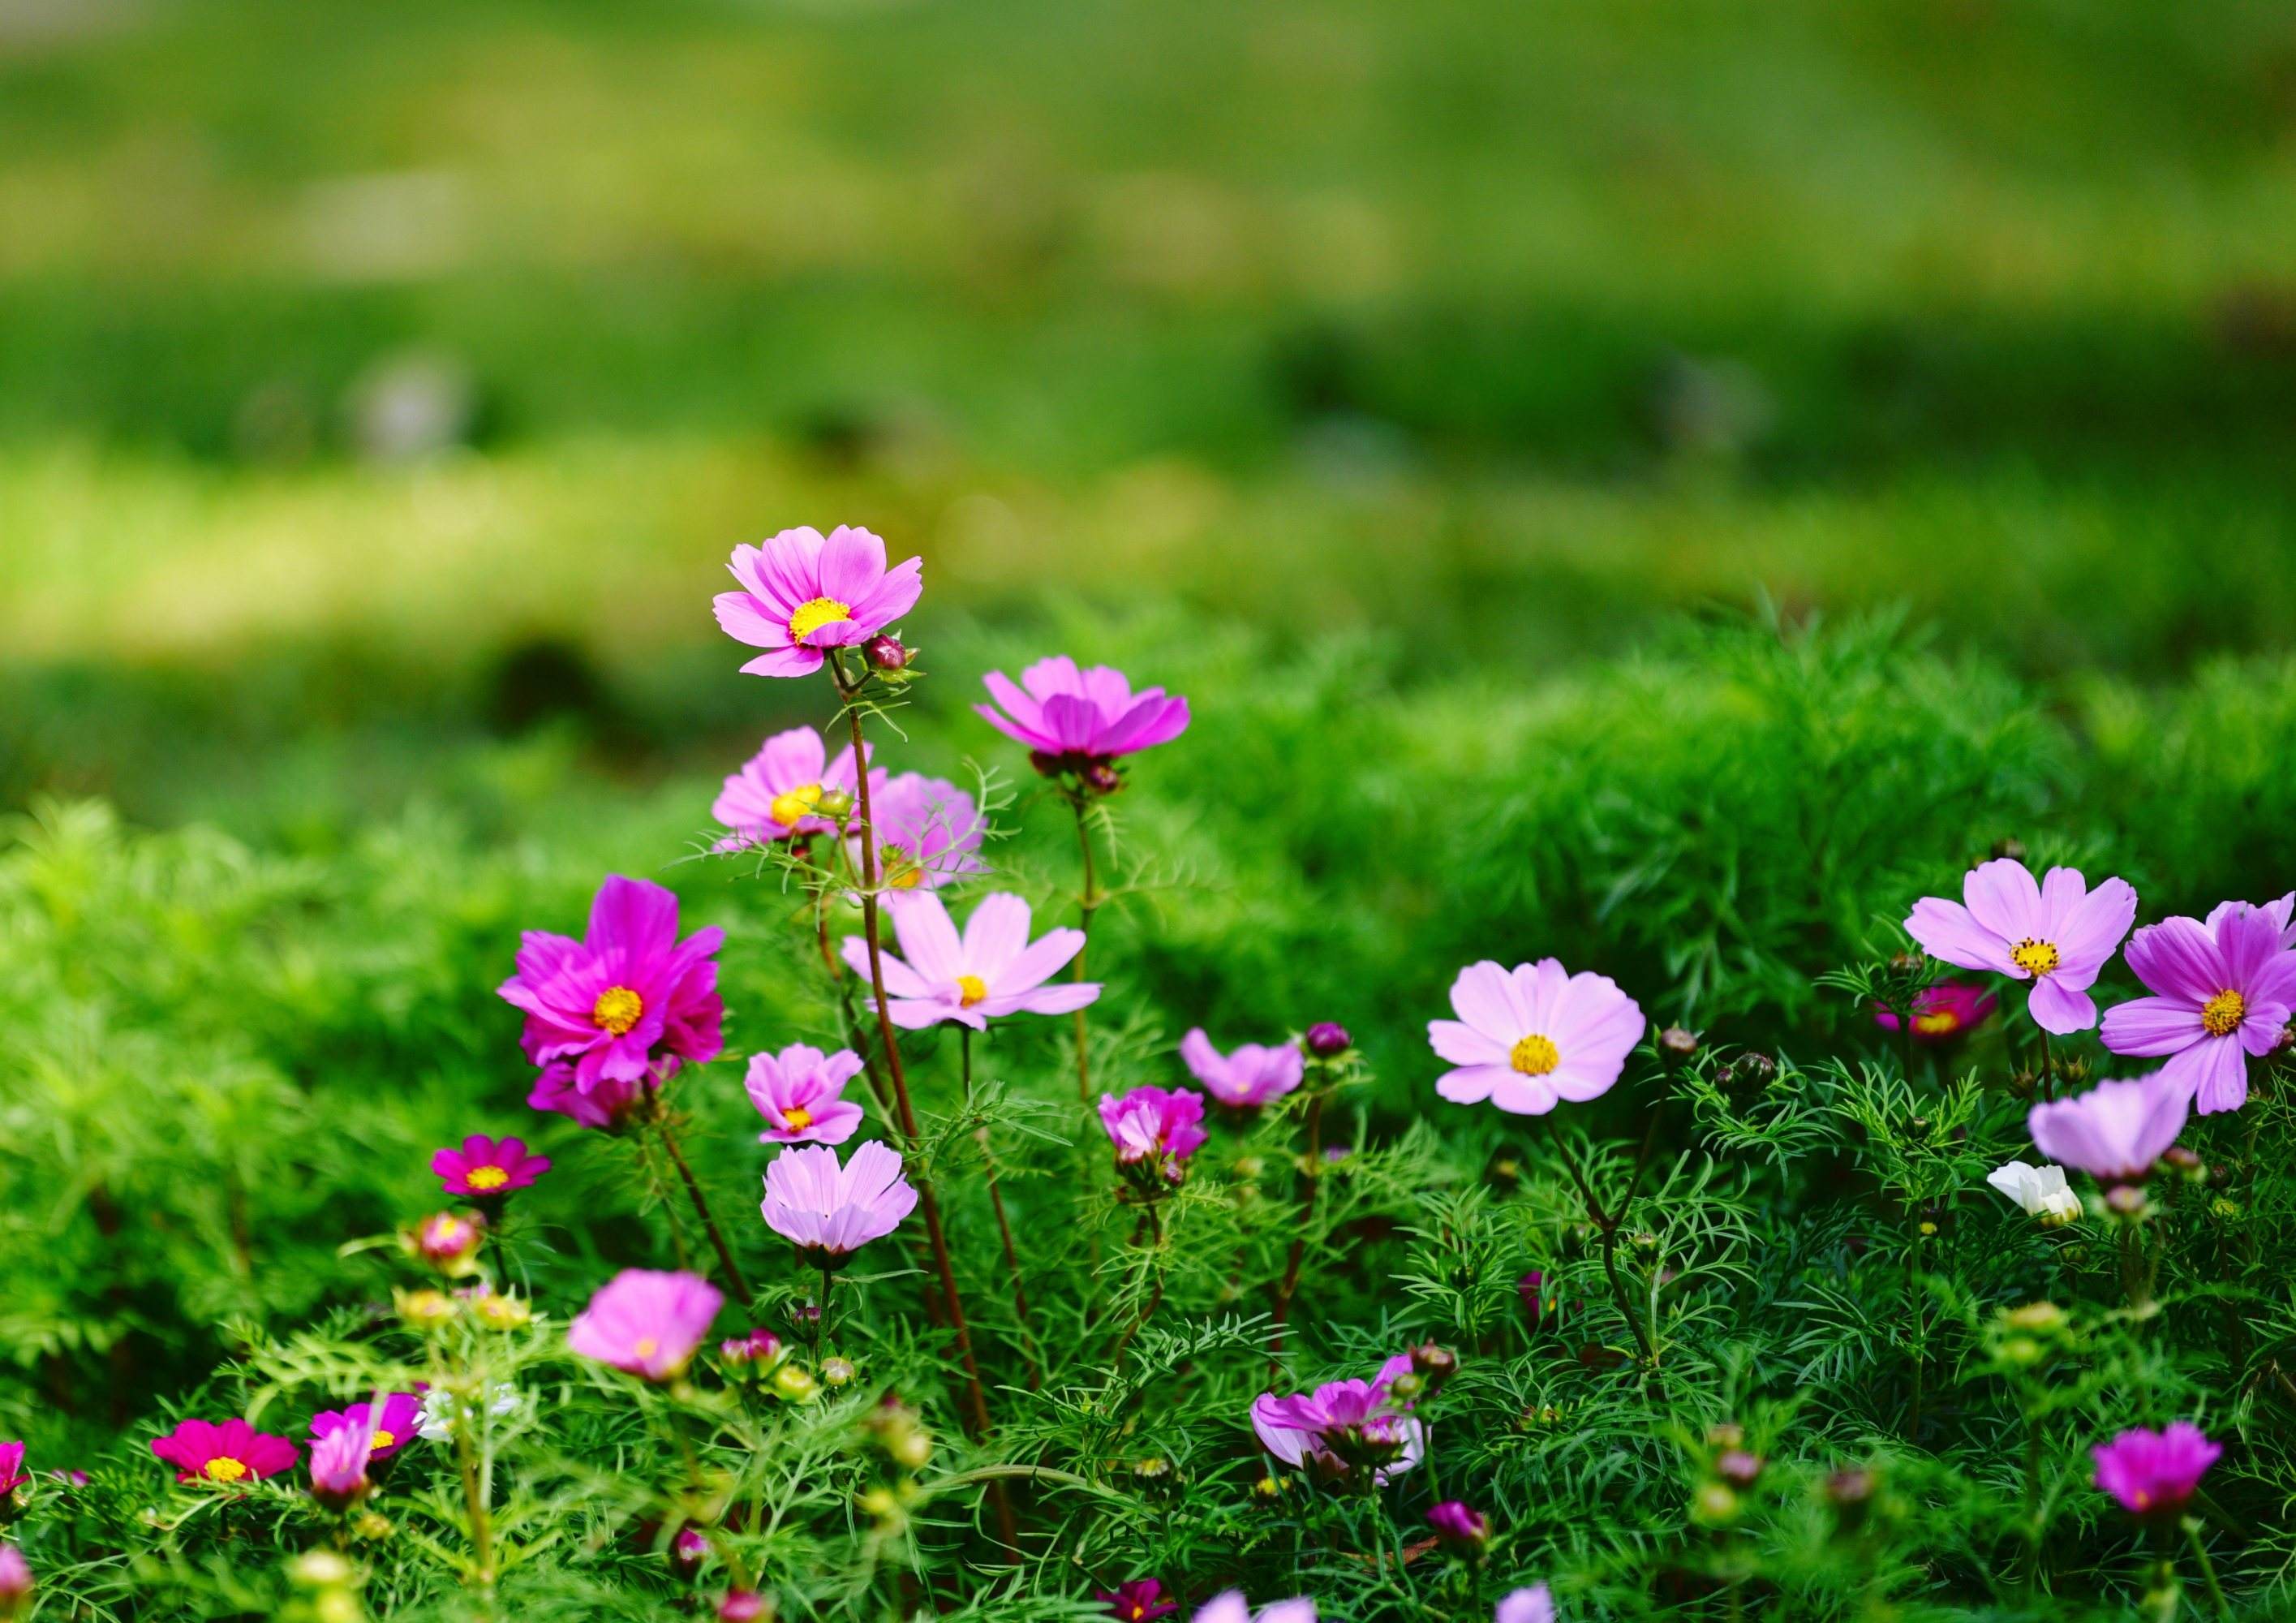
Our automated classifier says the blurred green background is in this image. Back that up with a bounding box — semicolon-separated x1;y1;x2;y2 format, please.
6;0;2296;833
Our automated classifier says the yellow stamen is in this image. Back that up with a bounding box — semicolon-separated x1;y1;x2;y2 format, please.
788;596;853;642
957;975;989;1007
593;985;643;1035
784;1105;814;1130
1912;1010;1958;1035
465;1166;510;1192
1509;1034;1560;1076
369;1430;396;1451
769;782;823;829
2201;988;2247;1037
203;1457;247;1483
2009;938;2060;976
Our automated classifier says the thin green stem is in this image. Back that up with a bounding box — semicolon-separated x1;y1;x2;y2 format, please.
2186;1518;2229;1617
655;1113;752;1305
1069;794;1101;1104
1268;1088;1326;1377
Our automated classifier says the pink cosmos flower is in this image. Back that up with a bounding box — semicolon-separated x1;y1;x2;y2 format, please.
1096;1579;1180;1621
1180;1029;1304;1109
2092;1422;2221;1518
151;1419;300;1485
529;1063;647;1131
2100;902;2296;1115
0;1444;23;1497
1427;1500;1490;1548
745;1043;867;1145
720;1592;768;1621
2027;1074;2190;1184
760;1142;919;1266
567;1269;724;1381
307;1419;374;1509
415;1212;485;1274
1098;1086;1210;1183
975;657;1190;776
1429;959;1645;1115
712;727;880;851
712;525;924;680
1496;1587;1555;1623
1872;980;1997;1043
1903;859;2137;1035
311;1393;424;1462
1195;1596;1315;1623
841;892;1097;1031
0;1546;28;1609
1250;1354;1427;1487
848;772;987;893
432;1134;552;1198
498;876;725;1092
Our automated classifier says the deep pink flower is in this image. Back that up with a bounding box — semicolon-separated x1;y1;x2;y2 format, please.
745;1043;867;1145
1180;1029;1304;1109
497;876;725;1092
2101;902;2296;1115
568;1269;724;1381
2092;1422;2221;1518
311;1393;423;1462
1098;1086;1210;1182
760;1142;919;1266
718;1328;785;1369
1196;1595;1315;1623
528;1063;648;1131
151;1419;299;1485
2028;1074;2190;1184
1096;1579;1180;1622
1496;1587;1554;1623
432;1134;552;1198
713;525;924;680
1872;980;1997;1043
1250;1354;1426;1487
1903;859;2137;1035
976;657;1190;774
847;773;987;893
0;1546;28;1608
841;892;1096;1031
1430;959;1645;1115
307;1419;374;1509
1427;1500;1490;1548
712;727;880;850
0;1444;23;1497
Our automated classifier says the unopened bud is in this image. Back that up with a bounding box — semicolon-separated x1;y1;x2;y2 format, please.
1825;1467;1877;1520
289;1551;353;1588
1716;1449;1762;1487
2003;1302;2066;1334
1659;1025;1698;1061
1081;760;1123;795
1386;1371;1425;1403
2105;1185;2150;1220
471;1292;531;1331
0;1546;35;1617
1425;1500;1490;1550
772;1365;819;1404
670;1526;707;1579
820;1357;855;1388
862;635;909;672
1692;1482;1740;1526
1705;1423;1744;1450
1408;1342;1458;1391
814;790;853;821
396;1288;458;1332
1305;1022;1352;1057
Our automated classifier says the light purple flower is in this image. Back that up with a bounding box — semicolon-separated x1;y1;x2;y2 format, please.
307;1418;375;1509
432;1134;551;1198
1195;1594;1316;1623
975;656;1190;773
1098;1086;1210;1180
745;1043;867;1145
1495;1586;1554;1623
1429;959;1645;1115
712;525;923;680
311;1393;423;1462
1250;1354;1427;1487
1180;1029;1304;1109
847;772;988;893
2100;902;2296;1115
528;1062;648;1131
760;1142;919;1266
712;727;880;850
567;1269;724;1381
2027;1074;2190;1184
1903;859;2137;1035
2092;1422;2221;1518
841;892;1096;1031
497;876;725;1093
1872;980;1997;1043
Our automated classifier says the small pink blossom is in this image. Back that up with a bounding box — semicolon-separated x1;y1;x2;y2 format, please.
1194;1596;1316;1623
1495;1586;1554;1623
307;1419;375;1509
712;727;880;850
745;1043;867;1145
1098;1085;1209;1182
1096;1579;1179;1621
1250;1354;1427;1487
760;1142;919;1266
841;892;1096;1031
1180;1029;1304;1109
311;1393;423;1462
1904;859;2138;1035
432;1134;551;1198
1429;959;1645;1115
2101;901;2296;1115
712;525;923;680
848;773;987;893
1872;980;1997;1043
0;1546;28;1608
2092;1422;2221;1518
2027;1074;2190;1184
415;1212;485;1274
151;1419;299;1485
976;657;1190;777
567;1269;724;1381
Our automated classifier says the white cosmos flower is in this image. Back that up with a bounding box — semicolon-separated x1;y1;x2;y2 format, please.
1986;1160;2082;1227
418;1383;522;1442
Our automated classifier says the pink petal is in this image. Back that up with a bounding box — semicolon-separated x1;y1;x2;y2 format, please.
960;893;1034;978
1963;859;2044;942
816;525;888;605
1449;961;1524;1042
2050;876;2138;979
2125;917;2225;1003
1905;897;2014;975
1434;1065;1507;1104
991;927;1086;994
1429;1018;1508;1067
2026;975;2096;1035
2100;996;2204;1057
712;590;787;650
888;893;965;982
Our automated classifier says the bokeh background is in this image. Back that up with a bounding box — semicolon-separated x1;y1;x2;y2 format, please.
7;0;2296;834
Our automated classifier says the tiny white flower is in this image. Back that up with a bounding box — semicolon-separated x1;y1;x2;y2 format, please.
1986;1160;2081;1228
419;1383;522;1443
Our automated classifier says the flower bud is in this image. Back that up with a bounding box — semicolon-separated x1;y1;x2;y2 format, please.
1825;1466;1876;1529
820;1358;855;1388
1716;1449;1762;1487
719;1591;770;1622
1305;1022;1352;1057
862;635;909;672
1659;1025;1699;1061
2105;1185;2150;1220
1408;1342;1458;1392
0;1546;31;1618
352;1511;393;1542
413;1212;485;1276
471;1292;531;1331
1251;1474;1288;1504
1385;1371;1425;1404
814;789;854;822
1691;1482;1740;1526
2272;1022;2296;1057
1026;749;1067;779
2003;1301;2067;1334
396;1288;458;1332
772;1364;819;1404
290;1551;355;1588
670;1526;707;1579
1426;1500;1490;1550
1081;760;1123;795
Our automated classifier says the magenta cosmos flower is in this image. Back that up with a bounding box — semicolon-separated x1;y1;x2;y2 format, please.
2027;1074;2190;1184
712;726;880;851
1097;1580;1179;1622
1197;1595;1316;1623
1099;1086;1210;1184
712;524;923;680
568;1269;724;1381
1180;1028;1304;1109
0;1444;23;1497
2100;902;2296;1115
528;1063;646;1131
1251;1354;1427;1487
1903;859;2137;1035
1430;959;1645;1115
976;657;1191;775
311;1394;423;1462
432;1134;551;1199
307;1421;374;1509
841;892;1096;1030
151;1419;299;1485
848;772;987;893
499;876;725;1093
2092;1422;2221;1518
1873;980;1997;1044
1496;1587;1554;1623
761;1141;919;1267
744;1042;867;1145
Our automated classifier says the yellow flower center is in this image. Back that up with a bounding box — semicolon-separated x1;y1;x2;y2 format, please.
466;1166;510;1192
788;596;853;642
634;1337;659;1358
2201;988;2247;1037
784;1105;814;1130
369;1430;396;1451
957;975;989;1007
2009;938;2059;977
1510;1034;1560;1076
1912;1010;1958;1035
880;844;922;889
769;783;823;829
593;985;643;1035
203;1457;247;1483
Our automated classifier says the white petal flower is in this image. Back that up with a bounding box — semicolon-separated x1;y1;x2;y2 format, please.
1986;1160;2079;1226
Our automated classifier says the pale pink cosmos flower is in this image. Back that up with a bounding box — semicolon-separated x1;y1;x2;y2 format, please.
848;772;988;893
1098;1086;1210;1182
497;876;725;1093
1195;1594;1316;1623
307;1417;375;1509
744;1043;867;1146
2027;1074;2190;1184
1495;1586;1555;1623
567;1269;724;1381
1250;1354;1427;1487
2092;1422;2221;1518
1903;859;2138;1035
975;657;1190;775
1429;959;1645;1115
760;1142;919;1266
841;892;1097;1031
712;525;923;680
2100;901;2296;1115
712;727;879;851
1180;1029;1304;1109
